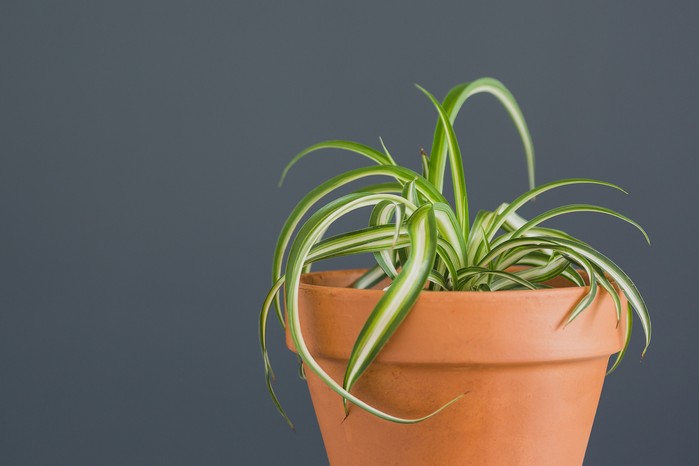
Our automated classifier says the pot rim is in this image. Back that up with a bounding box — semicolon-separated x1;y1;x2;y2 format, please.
299;267;601;299
292;268;626;364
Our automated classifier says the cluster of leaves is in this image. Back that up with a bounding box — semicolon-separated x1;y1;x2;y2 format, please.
259;78;651;427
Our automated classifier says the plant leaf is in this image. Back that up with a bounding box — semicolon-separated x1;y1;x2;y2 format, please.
479;236;650;355
351;264;389;290
543;236;651;356
369;201;406;279
415;84;470;238
456;266;538;291
352;182;404;194
342;205;438;406
279;140;396;187
607;302;633;374
433;202;468;267
259;276;294;428
513;251;585;286
285;193;464;423
486;179;627;243
308;224;411;263
591;264;623;322
491;254;571;290
272;165;447;327
428;78;535;193
466;210;496;266
509;204;650;245
427;269;448;290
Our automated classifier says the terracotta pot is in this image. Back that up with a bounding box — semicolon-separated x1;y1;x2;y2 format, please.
286;269;626;466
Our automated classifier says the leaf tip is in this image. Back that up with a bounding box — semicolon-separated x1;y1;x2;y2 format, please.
413;83;430;96
285;416;296;430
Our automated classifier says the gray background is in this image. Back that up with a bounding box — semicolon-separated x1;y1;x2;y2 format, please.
1;1;697;465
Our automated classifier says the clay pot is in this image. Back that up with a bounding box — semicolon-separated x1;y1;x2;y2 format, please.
286;269;626;466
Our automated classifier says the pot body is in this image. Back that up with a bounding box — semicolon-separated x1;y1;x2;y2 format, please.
286;269;626;466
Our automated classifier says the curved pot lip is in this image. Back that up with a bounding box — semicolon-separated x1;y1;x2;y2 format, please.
294;268;625;364
299;268;596;301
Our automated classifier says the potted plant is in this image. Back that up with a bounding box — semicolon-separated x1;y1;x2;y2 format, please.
259;77;651;465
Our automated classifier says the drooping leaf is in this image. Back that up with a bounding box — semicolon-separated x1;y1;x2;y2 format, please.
428;78;536;194
607;302;634;374
486;179;627;243
343;205;439;407
259;276;294;428
284;192;464;423
509;204;650;245
272;165;447;326
279;140;396;187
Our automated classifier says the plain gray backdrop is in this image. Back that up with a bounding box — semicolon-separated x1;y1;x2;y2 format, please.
1;1;697;465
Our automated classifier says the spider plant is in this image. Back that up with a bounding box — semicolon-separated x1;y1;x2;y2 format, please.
259;77;651;428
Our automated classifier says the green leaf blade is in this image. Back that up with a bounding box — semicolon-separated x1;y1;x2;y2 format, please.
415;84;470;238
342;205;439;398
428;78;535;193
279;140;396;187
